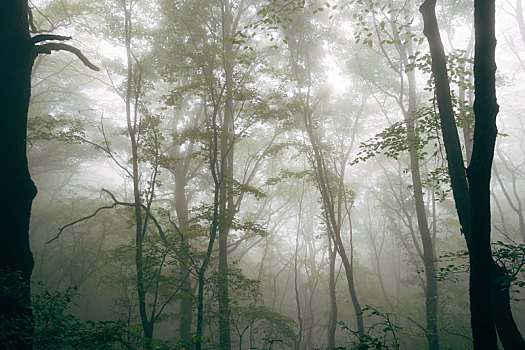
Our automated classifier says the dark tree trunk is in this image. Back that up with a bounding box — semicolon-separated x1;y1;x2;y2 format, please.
0;1;37;348
420;0;471;235
420;0;525;348
467;1;499;347
491;263;525;349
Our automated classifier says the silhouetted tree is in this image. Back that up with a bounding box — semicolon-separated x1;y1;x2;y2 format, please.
0;2;96;347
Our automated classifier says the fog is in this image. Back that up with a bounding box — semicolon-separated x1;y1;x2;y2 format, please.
21;0;525;349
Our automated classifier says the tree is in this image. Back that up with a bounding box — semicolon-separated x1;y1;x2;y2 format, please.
420;0;525;348
283;15;367;347
0;3;38;345
0;2;97;347
353;2;439;346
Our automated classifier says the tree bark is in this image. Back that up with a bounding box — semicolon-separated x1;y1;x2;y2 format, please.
420;0;525;348
0;2;37;347
467;1;499;347
294;199;303;350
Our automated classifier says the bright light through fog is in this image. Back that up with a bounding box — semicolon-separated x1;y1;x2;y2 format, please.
324;53;350;94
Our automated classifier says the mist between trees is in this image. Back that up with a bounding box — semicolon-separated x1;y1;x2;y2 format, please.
1;0;525;349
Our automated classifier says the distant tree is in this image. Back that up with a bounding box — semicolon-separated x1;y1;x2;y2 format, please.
353;2;439;346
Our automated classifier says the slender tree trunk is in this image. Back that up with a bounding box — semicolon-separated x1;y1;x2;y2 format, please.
405;68;439;350
327;239;337;349
217;1;234;347
420;0;472;235
294;221;303;350
174;170;193;346
303;110;364;337
123;5;153;348
389;20;439;347
294;185;305;350
333;227;364;336
195;197;219;350
195;108;222;349
494;165;525;242
408;148;439;350
0;1;36;347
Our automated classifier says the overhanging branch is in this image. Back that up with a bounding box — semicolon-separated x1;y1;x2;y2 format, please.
34;42;100;71
31;34;72;44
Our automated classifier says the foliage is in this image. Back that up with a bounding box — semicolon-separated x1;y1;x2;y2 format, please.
437;242;525;292
0;270;33;347
31;285;125;349
231;305;296;347
28;115;86;144
339;305;401;350
492;241;525;291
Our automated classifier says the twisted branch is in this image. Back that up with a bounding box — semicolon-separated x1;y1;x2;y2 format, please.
47;188;168;244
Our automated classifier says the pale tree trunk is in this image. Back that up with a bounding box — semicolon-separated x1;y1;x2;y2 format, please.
327;238;338;349
217;1;235;348
294;185;304;350
384;16;439;348
403;60;439;350
122;3;159;347
494;161;525;242
303;109;364;337
173;167;193;346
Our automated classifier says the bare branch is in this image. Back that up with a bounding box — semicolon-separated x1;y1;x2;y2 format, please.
46;203;117;244
47;188;169;245
34;42;100;71
101;189;169;245
31;34;72;44
75;133;133;179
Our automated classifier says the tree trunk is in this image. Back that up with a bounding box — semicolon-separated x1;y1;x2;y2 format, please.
122;5;153;348
294;211;303;350
467;1;499;347
491;263;525;349
0;2;36;347
327;239;337;349
420;0;525;348
217;1;234;347
303;109;364;337
174;170;193;346
391;20;439;348
419;0;472;235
